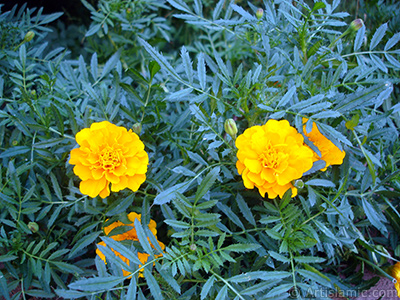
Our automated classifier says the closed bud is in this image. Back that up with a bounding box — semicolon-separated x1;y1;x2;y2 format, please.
294;179;304;189
350;19;364;31
28;222;39;233
224;119;237;138
190;244;197;251
24;31;35;43
132;123;142;135
256;8;264;19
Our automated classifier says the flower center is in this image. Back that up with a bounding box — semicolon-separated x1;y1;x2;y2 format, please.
259;142;281;169
99;147;121;170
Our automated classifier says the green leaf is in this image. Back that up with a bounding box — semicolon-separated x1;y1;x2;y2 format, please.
305;179;335;188
201;275;215;300
68;276;125;292
154;181;191;205
100;237;142;265
312;2;326;12
224;243;260;253
361;198;387;235
229;271;291;283
216;202;245;230
197;53;206;90
52;261;83;274
164;219;191;229
215;285;228;300
181;46;193;84
370;23;387;50
297;269;332;288
55;290;93;299
265;283;294;298
235;194;256;226
0;146;30;158
276;86;296;108
0;254;18;262
0;270;10;300
144;269;163;300
68;231;101;259
195;167;220;202
293;256;326;263
50;173;63;201
134;218;153;255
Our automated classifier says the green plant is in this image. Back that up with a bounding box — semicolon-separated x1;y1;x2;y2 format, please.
0;0;399;299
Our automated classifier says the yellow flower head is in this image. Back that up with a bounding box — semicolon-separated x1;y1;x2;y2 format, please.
69;121;149;198
391;262;400;298
303;118;345;171
235;119;314;199
96;212;165;278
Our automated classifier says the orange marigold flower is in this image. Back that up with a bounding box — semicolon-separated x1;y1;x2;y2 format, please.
391;262;400;298
303;118;346;171
96;212;165;278
69;121;148;198
236;119;314;199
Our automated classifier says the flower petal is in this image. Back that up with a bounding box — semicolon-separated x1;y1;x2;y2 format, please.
80;178;108;198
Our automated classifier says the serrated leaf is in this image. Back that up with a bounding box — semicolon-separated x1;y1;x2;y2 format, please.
224;243;260;253
139;38;181;80
216;202;245;230
101;50;120;79
50;173;63;201
195;166;220;201
265;283;294;298
354;24;365;51
229;271;290;283
100;237;142;265
201;275;215;300
305;179;335;188
68;276;125;292
68;231;101;258
164;219;191;229
293;256;326;263
235;194;256;226
370;23;387;50
276;86;296;108
197;53;207;89
134;219;153;255
384;32;400;51
213;0;225;20
154;181;191;205
231;4;256;21
215;285;228;300
181;46;193;84
144;269;163;300
0;146;30;158
297;269;332;288
361;198;387;235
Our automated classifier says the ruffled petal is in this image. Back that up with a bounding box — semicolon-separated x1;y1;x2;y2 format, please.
80;178;108;198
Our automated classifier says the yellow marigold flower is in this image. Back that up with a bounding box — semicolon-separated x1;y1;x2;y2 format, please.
69;121;148;198
391;262;400;298
235;119;314;199
96;212;165;278
303;118;346;171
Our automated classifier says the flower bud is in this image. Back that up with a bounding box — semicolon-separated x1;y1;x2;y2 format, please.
190;244;197;251
294;179;304;189
132;123;142;135
350;19;364;31
28;222;39;233
256;8;264;19
23;31;35;43
224;119;237;138
12;140;18;146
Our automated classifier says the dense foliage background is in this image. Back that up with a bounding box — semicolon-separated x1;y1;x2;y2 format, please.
0;0;399;299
